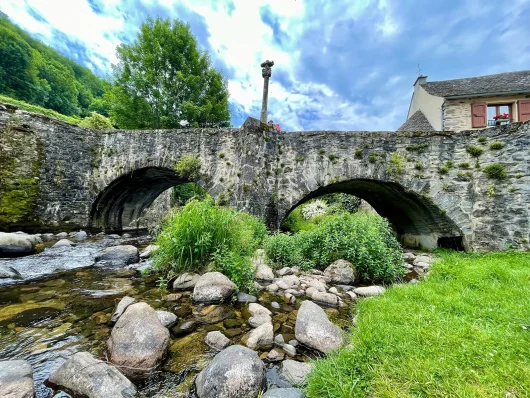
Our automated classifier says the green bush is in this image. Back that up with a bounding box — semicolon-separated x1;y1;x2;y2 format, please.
153;200;266;287
489;141;504;150
213;249;255;292
484;163;507;180
466;145;484;157
78;112;114;129
386;153;406;175
266;212;404;283
174;155;201;181
172;182;209;206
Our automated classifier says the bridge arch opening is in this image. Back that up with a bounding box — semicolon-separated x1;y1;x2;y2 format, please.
89;166;207;232
281;179;465;251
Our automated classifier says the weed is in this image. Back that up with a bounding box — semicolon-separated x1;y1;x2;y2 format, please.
466;145;484;157
405;142;429;152
174;155;201;181
515;173;524;179
484;164;507;180
478;136;487;144
328;154;338;161
414;162;424;171
319;149;326;155
458;162;470;169
219;153;226;159
369;153;377;163
295;156;305;162
354;148;363;159
488;185;496;196
386;153;406;175
489;142;505;150
457;171;473;181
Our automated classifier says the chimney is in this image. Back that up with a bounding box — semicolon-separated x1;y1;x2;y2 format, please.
414;75;427;87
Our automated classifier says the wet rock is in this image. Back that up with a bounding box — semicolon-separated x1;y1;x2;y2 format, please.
263;388;305;398
95;245;139;267
108;302;170;377
295;300;343;353
237;292;257;303
110;296;136;324
172;320;198;336
53;239;74;248
256;263;274;282
336;284;353;292
193;305;234;324
288;339;298;347
249;303;272;317
324;259;356;285
72;230;88;241
0;359;34;398
107;234;121;239
156;310;178;328
224;328;242;338
48;351;136;398
173;272;200;290
271;301;280;309
249;314;272;328
55;232;68;239
194;345;265;398
140;245;158;259
247;322;274;349
274;334;285;346
353;286;385;297
266;348;284;362
205;331;231;351
0;265;22;279
41;233;55;242
193;272;236;304
0;232;36;257
163;293;182;302
281;360;313;386
283;344;297;357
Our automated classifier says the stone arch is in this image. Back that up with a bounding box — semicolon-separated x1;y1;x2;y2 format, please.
89;166;206;232
280;179;465;250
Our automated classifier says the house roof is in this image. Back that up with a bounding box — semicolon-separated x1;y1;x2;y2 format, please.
397;110;435;132
421;70;530;98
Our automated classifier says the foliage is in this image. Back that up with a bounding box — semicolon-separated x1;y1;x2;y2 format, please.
301;200;328;220
483;164;507;180
153;200;266;284
457;171;473;181
78;112;114;129
213;249;255;292
354;148;363;159
405;142;428;152
0;95;80;124
174;155;201;181
0;15;108;117
306;251;530;398
489;141;504;150
466;145;484;157
267;212;404;283
478;136;487;144
458;162;470;168
386;152;406;175
368;153;377;163
107;17;230;129
172;182;209;206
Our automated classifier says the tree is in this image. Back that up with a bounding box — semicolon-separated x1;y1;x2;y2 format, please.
107;17;231;129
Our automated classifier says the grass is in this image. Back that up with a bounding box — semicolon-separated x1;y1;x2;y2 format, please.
0;94;81;125
306;250;530;398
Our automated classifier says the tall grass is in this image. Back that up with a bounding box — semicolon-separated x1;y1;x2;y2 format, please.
306;250;530;397
0;94;81;125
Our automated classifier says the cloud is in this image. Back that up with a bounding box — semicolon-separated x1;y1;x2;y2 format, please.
2;0;530;131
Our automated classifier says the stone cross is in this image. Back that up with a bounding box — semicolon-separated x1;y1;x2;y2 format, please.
260;60;274;123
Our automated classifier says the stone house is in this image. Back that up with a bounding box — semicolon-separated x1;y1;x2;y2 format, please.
398;70;530;131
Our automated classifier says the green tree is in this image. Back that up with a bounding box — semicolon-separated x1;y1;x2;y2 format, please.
108;17;230;129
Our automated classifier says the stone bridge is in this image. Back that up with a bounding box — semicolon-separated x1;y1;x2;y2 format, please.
1;105;529;251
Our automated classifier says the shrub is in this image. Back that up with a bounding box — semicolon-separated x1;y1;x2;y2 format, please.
414;162;424;171
328;154;338;161
354;148;363;159
172;182;209;206
387;153;406;175
466;145;484;157
458;162;470;169
478;136;487;144
212;249;255;291
439;166;449;175
153;199;266;281
369;153;377;163
266;213;404;283
484;164;507;180
78;112;114;129
489;141;504;150
174;155;201;181
457;171;473;180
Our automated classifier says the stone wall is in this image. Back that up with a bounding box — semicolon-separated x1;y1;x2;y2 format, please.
0;104;529;251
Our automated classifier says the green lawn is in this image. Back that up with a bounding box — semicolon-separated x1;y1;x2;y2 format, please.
306;251;530;397
0;95;80;125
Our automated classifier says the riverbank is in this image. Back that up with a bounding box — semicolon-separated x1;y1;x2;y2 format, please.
306;250;530;397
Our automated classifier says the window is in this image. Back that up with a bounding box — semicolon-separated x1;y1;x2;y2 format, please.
487;104;512;126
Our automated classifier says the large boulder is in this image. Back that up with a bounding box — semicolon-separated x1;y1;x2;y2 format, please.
323;259;357;285
193;272;236;304
194;345;266;398
281;360;313;386
263;388;305;398
0;360;34;398
108;302;169;377
110;296;136;324
0;233;36;257
173;272;200;290
140;245;158;259
48;351;136;398
295;300;343;353
95;245;139;266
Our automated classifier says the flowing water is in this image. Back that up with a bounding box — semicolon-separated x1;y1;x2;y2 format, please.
0;239;355;397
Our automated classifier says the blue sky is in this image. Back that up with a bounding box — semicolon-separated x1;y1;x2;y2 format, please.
2;0;530;131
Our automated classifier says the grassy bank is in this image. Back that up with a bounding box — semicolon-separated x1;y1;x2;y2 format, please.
0;95;81;125
306;250;530;397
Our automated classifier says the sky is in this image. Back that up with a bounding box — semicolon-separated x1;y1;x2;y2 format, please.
2;0;530;131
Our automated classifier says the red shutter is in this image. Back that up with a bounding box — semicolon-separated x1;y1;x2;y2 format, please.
518;100;530;122
471;103;487;128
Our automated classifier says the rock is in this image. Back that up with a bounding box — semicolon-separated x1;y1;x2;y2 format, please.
237;292;257;303
281;360;313;387
283;344;297;357
0;265;22;279
110;296;136;324
256;263;275;282
353;286;385;297
172;320;198;336
140;245;158;259
56;232;68;239
249;314;272;328
41;233;55;242
205;331;231;351
263;388;305;398
305;286;317;298
267;283;279;293
324;259;356;285
288;339;298;347
72;230;88;241
300;276;327;292
53;239;74;248
95;245;139;266
414;261;431;270
122;233;132;238
108;302;170;377
48;352;136;398
274;334;285;346
271;301;280;309
336;284;353;292
173;272;200;290
266;348;284;362
193;272;236;303
0;232;36;257
195;345;265;397
193;305;234;324
278;267;294;276
249;303;272;317
295;300;343;353
162;293;182;302
254;281;264;291
311;291;339;307
403;252;416;264
246;322;274;349
107;234;121;239
328;287;340;295
0;359;34;398
346;291;358;300
156;310;178;328
414;255;433;265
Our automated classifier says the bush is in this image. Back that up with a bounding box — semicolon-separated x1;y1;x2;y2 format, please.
153;199;266;287
174;155;201;181
466;145;484;157
213;249;255;292
78;112;114;129
266;213;404;283
386;152;406;175
483;163;507;180
172;182;209;206
489;141;504;150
